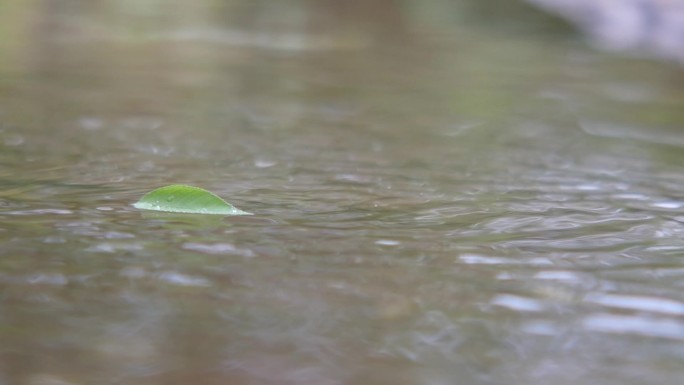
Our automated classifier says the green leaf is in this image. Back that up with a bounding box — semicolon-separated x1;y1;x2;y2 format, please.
133;185;252;215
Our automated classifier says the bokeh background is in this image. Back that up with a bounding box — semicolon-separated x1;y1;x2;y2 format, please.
1;1;684;385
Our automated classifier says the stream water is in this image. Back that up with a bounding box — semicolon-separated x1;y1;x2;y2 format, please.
2;1;684;384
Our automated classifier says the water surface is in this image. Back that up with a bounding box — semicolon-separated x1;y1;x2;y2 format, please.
1;1;684;384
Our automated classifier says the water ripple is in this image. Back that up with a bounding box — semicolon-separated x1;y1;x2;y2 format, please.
583;314;684;341
491;294;545;312
585;294;684;316
156;272;211;287
183;242;256;257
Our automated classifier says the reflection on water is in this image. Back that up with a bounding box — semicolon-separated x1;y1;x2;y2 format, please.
1;1;684;384
526;0;684;64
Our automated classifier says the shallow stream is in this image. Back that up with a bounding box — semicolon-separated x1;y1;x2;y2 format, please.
2;1;684;384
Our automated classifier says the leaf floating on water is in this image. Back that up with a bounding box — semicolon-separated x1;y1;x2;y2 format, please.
133;185;252;215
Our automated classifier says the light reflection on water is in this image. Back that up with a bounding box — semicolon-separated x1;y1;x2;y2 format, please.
1;1;684;385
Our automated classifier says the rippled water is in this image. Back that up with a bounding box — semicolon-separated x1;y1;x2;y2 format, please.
2;1;684;384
